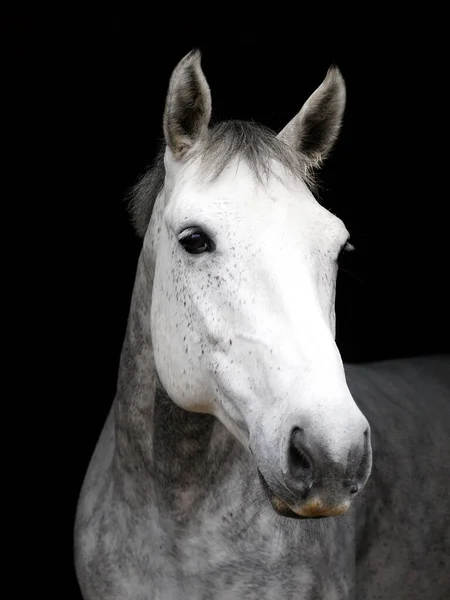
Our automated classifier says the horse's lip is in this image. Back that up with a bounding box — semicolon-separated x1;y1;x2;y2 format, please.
257;469;330;520
257;470;351;519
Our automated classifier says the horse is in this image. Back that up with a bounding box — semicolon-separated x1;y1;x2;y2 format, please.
74;49;450;599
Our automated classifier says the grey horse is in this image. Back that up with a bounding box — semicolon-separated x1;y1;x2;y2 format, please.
74;50;450;599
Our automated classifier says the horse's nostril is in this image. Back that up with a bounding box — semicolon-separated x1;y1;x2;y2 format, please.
289;427;313;474
290;445;312;471
349;483;359;495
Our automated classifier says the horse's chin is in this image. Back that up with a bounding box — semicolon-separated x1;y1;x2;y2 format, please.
257;469;333;520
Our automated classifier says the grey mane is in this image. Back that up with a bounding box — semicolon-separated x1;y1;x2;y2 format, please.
127;120;317;238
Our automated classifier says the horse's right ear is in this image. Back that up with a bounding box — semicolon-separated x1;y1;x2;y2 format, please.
163;49;212;160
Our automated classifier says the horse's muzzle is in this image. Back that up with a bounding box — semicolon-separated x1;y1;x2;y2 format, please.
257;468;352;519
256;425;372;519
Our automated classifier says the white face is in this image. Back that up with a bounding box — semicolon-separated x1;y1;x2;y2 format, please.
147;150;371;518
142;49;371;518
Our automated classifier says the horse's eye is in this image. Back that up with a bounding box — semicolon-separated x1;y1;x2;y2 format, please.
337;241;354;263
179;228;212;255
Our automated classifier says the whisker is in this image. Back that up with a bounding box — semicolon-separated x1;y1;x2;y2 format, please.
338;266;364;283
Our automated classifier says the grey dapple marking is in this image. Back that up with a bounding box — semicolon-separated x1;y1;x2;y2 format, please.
74;50;450;599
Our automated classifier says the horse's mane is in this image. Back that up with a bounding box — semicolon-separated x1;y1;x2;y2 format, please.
127;120;317;238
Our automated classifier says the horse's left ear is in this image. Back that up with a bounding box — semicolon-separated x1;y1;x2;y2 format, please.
163;49;212;160
277;66;346;169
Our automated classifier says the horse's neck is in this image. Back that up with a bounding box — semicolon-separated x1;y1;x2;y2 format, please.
113;256;157;479
112;254;238;509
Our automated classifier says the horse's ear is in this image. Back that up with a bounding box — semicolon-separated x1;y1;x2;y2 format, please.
163;49;212;160
277;66;346;169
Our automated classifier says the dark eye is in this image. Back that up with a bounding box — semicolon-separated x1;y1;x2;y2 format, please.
337;240;354;263
178;228;212;255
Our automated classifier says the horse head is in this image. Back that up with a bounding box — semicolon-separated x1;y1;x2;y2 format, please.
136;50;372;519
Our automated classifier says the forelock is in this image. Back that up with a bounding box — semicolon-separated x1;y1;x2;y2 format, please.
127;120;317;238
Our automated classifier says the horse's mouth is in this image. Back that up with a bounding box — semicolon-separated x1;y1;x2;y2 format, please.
257;469;329;520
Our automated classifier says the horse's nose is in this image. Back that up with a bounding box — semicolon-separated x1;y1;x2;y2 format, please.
287;427;314;495
286;425;372;499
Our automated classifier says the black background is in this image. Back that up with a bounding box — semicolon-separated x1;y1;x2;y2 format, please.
6;9;448;597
